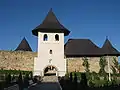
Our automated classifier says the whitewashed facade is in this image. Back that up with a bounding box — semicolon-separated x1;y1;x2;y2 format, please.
33;32;66;76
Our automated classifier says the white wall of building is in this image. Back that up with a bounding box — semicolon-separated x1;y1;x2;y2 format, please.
33;32;66;76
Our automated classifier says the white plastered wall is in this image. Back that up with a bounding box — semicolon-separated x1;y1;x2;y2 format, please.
33;32;66;76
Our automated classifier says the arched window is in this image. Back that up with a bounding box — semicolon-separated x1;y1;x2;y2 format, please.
43;34;48;41
55;34;59;41
49;50;52;54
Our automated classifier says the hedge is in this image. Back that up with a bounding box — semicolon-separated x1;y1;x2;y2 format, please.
0;69;32;75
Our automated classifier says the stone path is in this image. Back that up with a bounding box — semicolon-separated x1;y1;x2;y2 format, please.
28;76;62;90
42;76;58;82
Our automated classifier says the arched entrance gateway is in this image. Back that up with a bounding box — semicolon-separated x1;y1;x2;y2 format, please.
43;65;58;76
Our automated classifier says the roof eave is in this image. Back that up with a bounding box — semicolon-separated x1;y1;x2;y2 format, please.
65;54;104;57
32;28;70;36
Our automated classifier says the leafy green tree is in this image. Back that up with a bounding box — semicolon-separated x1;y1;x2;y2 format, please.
18;72;23;90
74;73;77;83
30;72;33;79
23;73;29;88
80;73;88;88
99;56;107;75
73;73;77;90
112;57;119;74
111;57;119;83
69;72;73;82
7;73;11;83
11;75;15;82
118;64;120;73
111;66;116;74
5;73;11;87
82;57;90;73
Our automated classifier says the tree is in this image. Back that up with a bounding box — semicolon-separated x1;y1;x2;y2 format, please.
18;72;23;90
23;73;29;88
111;57;119;83
99;56;107;75
74;73;77;83
69;72;73;82
5;73;11;87
111;57;119;74
73;73;77;90
118;64;120;73
111;66;116;74
30;72;33;79
82;57;90;73
80;73;88;89
11;75;16;83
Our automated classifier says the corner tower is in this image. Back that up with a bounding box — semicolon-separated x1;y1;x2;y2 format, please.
32;9;70;76
15;37;32;51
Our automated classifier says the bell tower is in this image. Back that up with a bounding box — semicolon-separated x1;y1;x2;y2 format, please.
32;9;70;76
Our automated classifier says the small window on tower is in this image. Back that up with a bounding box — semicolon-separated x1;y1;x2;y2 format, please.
43;34;48;41
50;50;52;54
55;34;59;41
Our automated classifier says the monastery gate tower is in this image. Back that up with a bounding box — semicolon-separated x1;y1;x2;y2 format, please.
32;9;70;76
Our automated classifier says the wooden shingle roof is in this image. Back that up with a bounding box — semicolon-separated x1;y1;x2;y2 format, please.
32;9;70;36
102;38;120;56
64;39;120;57
65;39;103;57
15;37;32;51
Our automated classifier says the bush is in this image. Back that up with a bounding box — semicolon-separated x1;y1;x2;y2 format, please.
80;73;87;86
74;73;77;83
23;73;29;88
0;81;6;90
5;73;12;87
91;72;100;80
69;72;73;82
67;72;120;87
18;72;23;90
88;80;94;87
0;69;31;75
65;73;69;79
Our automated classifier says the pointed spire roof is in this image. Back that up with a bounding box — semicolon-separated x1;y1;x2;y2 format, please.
15;37;32;51
32;9;70;36
102;38;120;56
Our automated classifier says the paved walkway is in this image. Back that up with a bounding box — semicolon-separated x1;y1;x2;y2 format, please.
28;76;62;90
28;82;61;90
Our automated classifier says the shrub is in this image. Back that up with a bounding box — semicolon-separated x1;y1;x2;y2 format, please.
0;81;6;90
65;73;69;78
74;73;77;83
88;80;94;87
99;56;107;75
69;72;73;82
82;57;90;73
18;72;23;90
23;73;29;88
5;73;11;87
80;73;87;86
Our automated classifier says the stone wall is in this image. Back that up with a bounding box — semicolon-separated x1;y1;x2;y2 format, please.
0;50;118;73
0;50;37;71
66;56;118;73
66;57;100;73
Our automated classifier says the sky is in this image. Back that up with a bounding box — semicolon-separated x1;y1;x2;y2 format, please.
0;0;120;53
